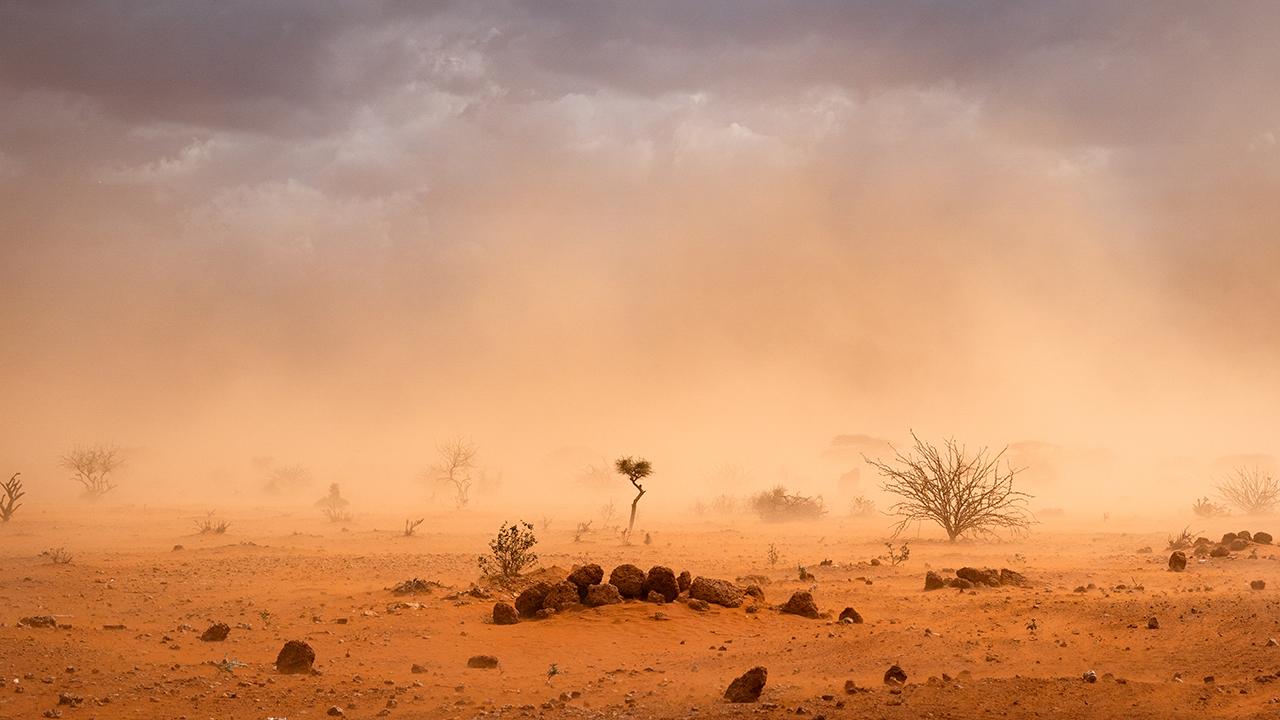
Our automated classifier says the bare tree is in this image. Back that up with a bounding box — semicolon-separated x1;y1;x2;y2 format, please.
614;456;652;542
1216;466;1279;515
263;463;313;494
62;445;124;499
315;483;352;522
429;439;478;509
403;518;424;537
866;433;1033;541
1;473;23;522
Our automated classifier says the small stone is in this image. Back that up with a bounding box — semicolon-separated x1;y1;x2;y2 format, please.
466;655;499;669
883;665;907;686
838;607;863;624
779;591;820;619
1251;580;1266;591
687;598;710;612
200;622;230;642
1082;670;1097;683
923;571;947;591
1147;617;1159;630
327;706;344;717
275;640;316;674
493;602;519;625
585;583;623;607
1168;551;1187;572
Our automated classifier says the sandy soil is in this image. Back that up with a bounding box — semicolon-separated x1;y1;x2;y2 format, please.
2;508;1278;720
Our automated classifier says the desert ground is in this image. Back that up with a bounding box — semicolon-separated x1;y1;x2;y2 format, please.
2;509;1278;720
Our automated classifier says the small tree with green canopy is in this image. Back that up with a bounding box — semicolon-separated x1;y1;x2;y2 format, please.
615;456;652;543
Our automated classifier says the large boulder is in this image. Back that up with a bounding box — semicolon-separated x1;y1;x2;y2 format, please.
883;664;908;686
567;564;604;599
677;570;692;593
999;568;1028;587
492;602;519;625
1254;531;1273;544
779;591;820;619
724;666;767;703
200;622;230;642
924;571;947;591
609;564;646;599
276;640;316;674
643;566;680;603
515;582;553;618
541;581;582;612
1168;551;1187;571
1228;538;1250;552
690;577;744;608
584;583;622;607
1210;545;1231;558
1237;530;1253;542
838;607;864;624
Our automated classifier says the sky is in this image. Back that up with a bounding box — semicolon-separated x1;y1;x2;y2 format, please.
1;1;1277;509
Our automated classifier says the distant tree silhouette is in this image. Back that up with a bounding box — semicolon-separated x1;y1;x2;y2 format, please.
615;456;652;543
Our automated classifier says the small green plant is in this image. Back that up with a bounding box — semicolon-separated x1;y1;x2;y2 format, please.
1;473;23;522
766;543;779;566
880;541;910;566
478;521;539;578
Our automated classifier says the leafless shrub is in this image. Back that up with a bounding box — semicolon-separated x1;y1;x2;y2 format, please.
195;511;230;534
61;445;123;499
1;473;23;522
750;485;827;522
41;547;73;564
1216;466;1279;515
426;438;478;509
316;483;352;522
866;432;1033;541
403;518;424;537
1191;496;1228;518
766;543;779;566
540;515;554;531
263;463;312;494
848;495;876;518
1166;526;1197;551
880;541;911;566
573;520;592;543
599;500;617;529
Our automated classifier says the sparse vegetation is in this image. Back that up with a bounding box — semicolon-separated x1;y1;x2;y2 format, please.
797;564;814;581
477;521;539;579
540;515;554;531
750;485;827;522
867;432;1033;541
1191;496;1228;518
62;445;123;499
573;520;592;543
195;511;230;534
1216;466;1279;515
315;483;352;522
403;518;424;537
848;495;876;518
766;543;779;566
615;456;652;542
41;547;73;564
599;500;617;528
880;541;911;566
429;438;478;509
1;473;23;522
1167;526;1197;551
263;463;312;494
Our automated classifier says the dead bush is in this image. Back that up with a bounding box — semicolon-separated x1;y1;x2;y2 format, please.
1;473;23;522
316;483;352;522
750;485;826;522
1216;467;1279;515
62;445;123;499
1191;496;1228;518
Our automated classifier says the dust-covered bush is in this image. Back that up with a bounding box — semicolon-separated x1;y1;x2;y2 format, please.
750;485;827;522
1;473;23;522
316;483;352;522
477;521;538;578
1216;467;1279;515
848;495;876;518
1191;496;1228;518
62;445;124;499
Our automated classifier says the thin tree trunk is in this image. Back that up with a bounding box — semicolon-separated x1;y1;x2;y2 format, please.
627;484;646;541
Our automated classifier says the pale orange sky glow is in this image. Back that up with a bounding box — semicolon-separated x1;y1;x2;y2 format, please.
1;2;1278;514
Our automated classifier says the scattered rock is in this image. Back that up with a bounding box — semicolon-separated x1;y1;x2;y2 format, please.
57;693;83;707
687;598;710;612
924;571;947;591
999;568;1028;587
1237;530;1253;542
327;706;344;717
1222;532;1238;544
392;578;441;595
200;622;230;642
534;608;557;620
883;665;907;686
951;578;974;590
838;607;863;624
724;666;767;703
780;591;820;619
466;655;499;669
1253;531;1273;544
689;577;745;608
541;581;582;612
743;584;766;603
1210;545;1230;558
275;640;316;674
1136;546;1152;553
677;570;692;593
645;590;667;604
1147;616;1159;630
1229;538;1250;552
1082;670;1097;683
18;616;58;629
609;564;647;599
956;567;1001;587
410;664;428;673
1251;580;1267;591
584;583;623;607
492;602;519;625
643;566;679;602
567;564;604;599
515;582;553;618
1168;551;1187;572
